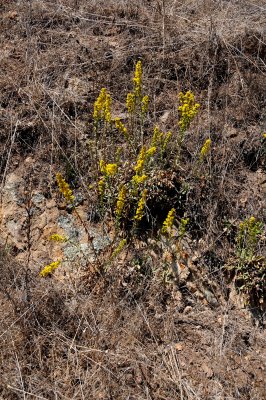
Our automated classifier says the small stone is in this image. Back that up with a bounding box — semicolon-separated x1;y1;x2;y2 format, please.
183;306;192;314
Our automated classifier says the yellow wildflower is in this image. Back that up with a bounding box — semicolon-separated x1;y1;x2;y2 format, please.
49;234;67;242
200;138;211;160
93;88;112;122
132;174;147;185
178;91;200;132
133;60;142;98
111;239;127;259
56;173;75;204
104;93;112;122
263;133;266;138
99;159;106;174
126;92;136;114
40;260;60;277
115;185;127;218
93;88;107;121
161;208;175;235
152;126;163;147
141;95;149;114
115;118;128;139
134;189;148;221
249;216;256;225
100;160;118;177
134;146;146;174
162;131;172;152
146;146;157;158
105;163;118;177
98;178;105;196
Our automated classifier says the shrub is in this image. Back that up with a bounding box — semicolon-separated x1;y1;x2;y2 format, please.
228;217;265;310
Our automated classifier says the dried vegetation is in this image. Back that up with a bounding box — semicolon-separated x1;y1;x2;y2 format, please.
0;0;266;399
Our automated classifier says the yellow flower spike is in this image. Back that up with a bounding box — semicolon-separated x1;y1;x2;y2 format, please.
49;234;67;242
105;163;118;177
104;93;112;123
93;88;107;121
115;185;127;218
40;260;60;278
161;208;176;235
99;159;106;174
152;126;163;147
126;92;136;114
132;174;147;185
111;239;127;259
162;131;172;152
100;160;118;177
133;60;142;98
146;146;157;158
141;95;149;114
249;216;256;226
115;118;129;139
56;173;75;204
263;133;266;138
200;138;211;160
134;146;146;175
98;178;105;197
178;91;200;132
93;88;112;123
134;189;148;221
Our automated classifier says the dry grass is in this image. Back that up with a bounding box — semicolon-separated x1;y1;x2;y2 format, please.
1;247;266;399
0;0;266;399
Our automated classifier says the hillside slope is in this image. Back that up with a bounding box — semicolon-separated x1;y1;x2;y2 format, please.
0;1;266;399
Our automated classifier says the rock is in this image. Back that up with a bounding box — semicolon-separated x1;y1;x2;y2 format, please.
183;306;193;314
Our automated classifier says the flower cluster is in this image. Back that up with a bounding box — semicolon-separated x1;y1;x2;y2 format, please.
134;146;146;175
126;92;136;114
161;208;176;235
152;126;162;147
106;163;118;176
100;160;118;177
115;118;128;139
132;174;147;185
49;234;67;242
104;92;112;123
178;91;200;132
151;126;172;155
56;173;75;204
134;189;148;221
40;260;60;277
141;95;149;114
93;88;112;122
200;138;211;160
93;88;107;121
111;239;127;258
146;146;157;158
134;145;157;177
133;60;142;99
115;185;127;218
162;131;172;153
98;179;105;197
99;159;106;174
